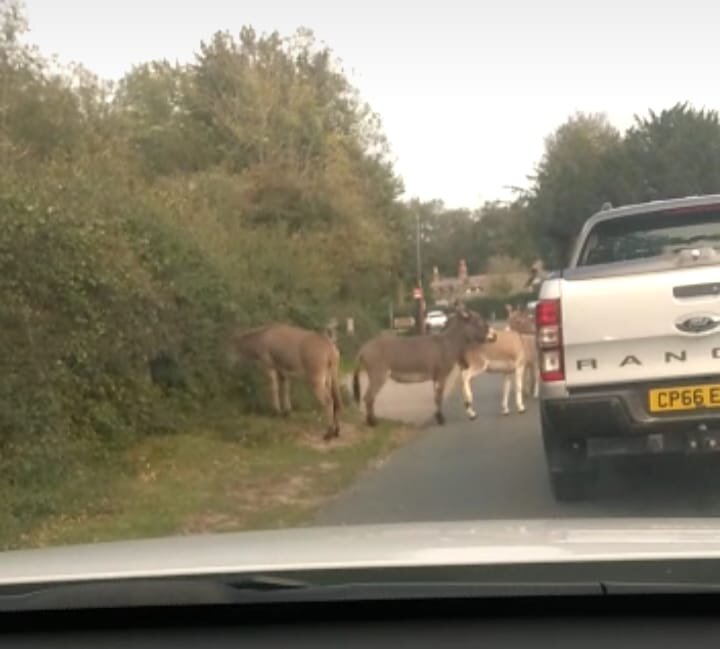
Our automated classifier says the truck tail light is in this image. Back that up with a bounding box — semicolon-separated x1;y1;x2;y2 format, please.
535;298;565;382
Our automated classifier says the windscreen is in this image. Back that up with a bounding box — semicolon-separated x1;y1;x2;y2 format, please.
6;0;720;588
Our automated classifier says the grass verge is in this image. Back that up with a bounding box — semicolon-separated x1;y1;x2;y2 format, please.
2;404;415;551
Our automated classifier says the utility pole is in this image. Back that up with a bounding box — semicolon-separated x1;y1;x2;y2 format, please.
415;211;426;334
415;212;422;289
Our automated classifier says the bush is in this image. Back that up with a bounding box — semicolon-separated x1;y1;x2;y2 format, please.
0;164;250;518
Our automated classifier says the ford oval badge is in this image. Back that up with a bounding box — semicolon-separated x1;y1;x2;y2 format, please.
675;313;720;334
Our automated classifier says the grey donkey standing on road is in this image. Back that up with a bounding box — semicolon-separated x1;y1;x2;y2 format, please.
352;305;495;427
229;323;342;440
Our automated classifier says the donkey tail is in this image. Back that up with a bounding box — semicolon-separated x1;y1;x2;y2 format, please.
327;341;343;416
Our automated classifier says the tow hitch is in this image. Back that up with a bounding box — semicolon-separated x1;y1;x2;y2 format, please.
687;424;720;453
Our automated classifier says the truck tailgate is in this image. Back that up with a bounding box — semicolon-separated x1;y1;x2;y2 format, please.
562;266;720;388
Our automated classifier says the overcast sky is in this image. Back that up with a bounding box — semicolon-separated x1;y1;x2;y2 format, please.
20;0;720;208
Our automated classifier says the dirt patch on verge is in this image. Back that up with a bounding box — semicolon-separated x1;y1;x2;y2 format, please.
298;421;367;451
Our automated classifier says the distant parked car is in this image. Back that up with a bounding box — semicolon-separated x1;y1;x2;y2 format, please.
425;309;448;330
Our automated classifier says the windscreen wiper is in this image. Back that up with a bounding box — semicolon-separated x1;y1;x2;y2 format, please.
0;575;309;612
228;575;308;591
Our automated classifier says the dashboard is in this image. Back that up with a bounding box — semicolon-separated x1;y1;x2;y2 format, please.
4;593;720;648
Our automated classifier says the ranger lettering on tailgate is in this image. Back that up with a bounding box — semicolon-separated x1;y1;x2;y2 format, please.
575;346;720;371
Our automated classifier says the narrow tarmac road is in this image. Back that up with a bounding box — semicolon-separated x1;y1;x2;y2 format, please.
317;373;720;525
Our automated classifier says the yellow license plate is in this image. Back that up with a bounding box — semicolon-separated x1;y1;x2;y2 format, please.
649;383;720;413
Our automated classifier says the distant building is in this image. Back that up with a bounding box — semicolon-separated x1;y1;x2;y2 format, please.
429;259;547;305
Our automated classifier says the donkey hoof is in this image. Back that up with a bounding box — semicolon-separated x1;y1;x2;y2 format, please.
435;412;446;425
502;410;510;416
323;426;340;441
467;413;477;421
518;408;526;414
366;417;378;427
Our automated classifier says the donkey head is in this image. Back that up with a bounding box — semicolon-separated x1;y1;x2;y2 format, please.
506;303;535;335
451;303;493;344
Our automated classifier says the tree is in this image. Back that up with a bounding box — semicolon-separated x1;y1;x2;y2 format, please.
114;61;217;176
389;199;479;298
474;200;538;270
113;26;404;316
623;102;720;202
0;1;110;166
525;113;629;267
0;0;26;59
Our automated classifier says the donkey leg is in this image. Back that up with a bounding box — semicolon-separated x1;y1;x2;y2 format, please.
460;368;478;420
434;378;446;425
533;365;540;398
363;371;387;427
515;364;526;413
501;373;512;415
328;372;342;436
311;378;338;441
279;373;292;415
266;369;281;415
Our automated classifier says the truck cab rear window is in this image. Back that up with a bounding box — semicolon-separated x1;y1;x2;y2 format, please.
578;209;720;266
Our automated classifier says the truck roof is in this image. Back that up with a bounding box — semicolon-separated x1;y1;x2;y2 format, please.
586;194;720;227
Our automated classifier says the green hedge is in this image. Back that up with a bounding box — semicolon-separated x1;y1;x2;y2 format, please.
0;166;266;521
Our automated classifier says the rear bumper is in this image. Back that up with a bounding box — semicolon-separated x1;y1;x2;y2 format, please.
541;385;720;459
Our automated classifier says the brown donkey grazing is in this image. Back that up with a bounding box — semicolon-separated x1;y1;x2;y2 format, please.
352;306;493;426
229;324;342;440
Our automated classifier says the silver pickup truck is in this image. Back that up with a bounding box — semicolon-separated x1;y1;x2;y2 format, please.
537;195;720;501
